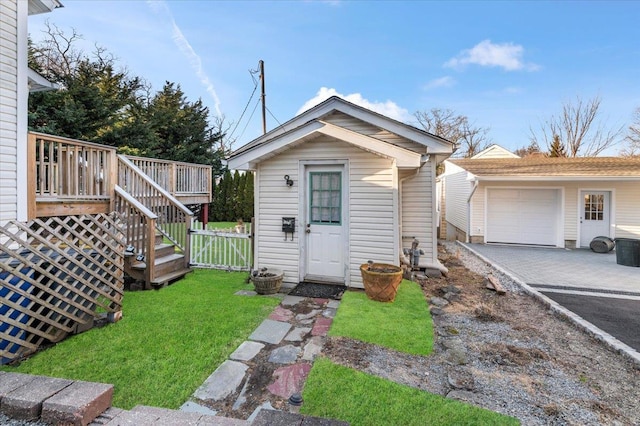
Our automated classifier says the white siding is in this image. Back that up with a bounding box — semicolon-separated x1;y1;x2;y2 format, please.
0;0;19;223
324;111;427;153
256;136;396;288
401;161;437;264
442;162;471;235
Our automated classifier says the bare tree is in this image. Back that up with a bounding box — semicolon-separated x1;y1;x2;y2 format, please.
414;108;490;157
529;96;624;157
513;140;542;158
620;107;640;157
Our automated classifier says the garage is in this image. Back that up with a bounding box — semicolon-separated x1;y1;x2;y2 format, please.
486;188;560;246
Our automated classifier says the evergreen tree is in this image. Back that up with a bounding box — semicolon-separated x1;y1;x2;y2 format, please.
243;172;255;221
548;134;567;157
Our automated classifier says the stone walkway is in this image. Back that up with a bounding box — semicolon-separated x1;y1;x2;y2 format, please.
179;292;346;424
0;291;348;425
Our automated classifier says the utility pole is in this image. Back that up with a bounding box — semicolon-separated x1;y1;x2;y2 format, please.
259;60;266;135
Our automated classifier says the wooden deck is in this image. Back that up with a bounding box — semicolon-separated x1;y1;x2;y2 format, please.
28;132;212;219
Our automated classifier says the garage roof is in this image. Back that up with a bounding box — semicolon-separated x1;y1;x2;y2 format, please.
449;156;640;179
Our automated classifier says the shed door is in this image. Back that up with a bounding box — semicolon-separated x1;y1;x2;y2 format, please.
486;188;560;246
305;168;345;283
579;191;611;247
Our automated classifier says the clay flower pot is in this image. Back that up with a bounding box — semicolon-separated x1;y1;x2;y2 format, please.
360;262;403;302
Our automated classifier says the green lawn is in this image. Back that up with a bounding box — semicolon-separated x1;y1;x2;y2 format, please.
329;280;433;355
302;358;519;426
0;270;278;410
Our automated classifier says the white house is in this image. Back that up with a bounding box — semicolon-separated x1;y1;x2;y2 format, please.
228;96;456;288
440;152;640;248
1;0;62;225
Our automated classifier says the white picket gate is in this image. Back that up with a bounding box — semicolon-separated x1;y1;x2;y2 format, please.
189;221;253;271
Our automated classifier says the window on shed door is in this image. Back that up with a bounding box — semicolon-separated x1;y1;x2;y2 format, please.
309;172;341;225
584;194;604;221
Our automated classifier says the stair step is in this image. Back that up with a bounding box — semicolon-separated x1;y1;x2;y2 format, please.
151;268;192;286
155;242;176;258
95;405;248;425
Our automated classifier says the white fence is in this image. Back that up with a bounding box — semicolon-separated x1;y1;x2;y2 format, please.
189;221;252;271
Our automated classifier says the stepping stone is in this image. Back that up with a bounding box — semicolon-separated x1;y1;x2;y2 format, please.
247;402;275;424
194;360;248;401
230;341;265;362
322;308;337;318
313;298;329;306
0;372;36;398
285;327;311;342
179;400;218;416
235;290;257;296
327;300;340;309
267;363;312;398
249;319;292;344
268;345;301;364
268;306;294;322
281;295;305;306
295;309;321;321
302;336;324;361
311;317;333;336
299;319;313;325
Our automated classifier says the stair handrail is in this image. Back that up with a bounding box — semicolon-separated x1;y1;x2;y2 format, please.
114;185;157;286
117;155;192;270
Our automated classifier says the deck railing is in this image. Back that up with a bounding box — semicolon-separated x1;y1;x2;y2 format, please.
125;155;212;201
28;132;118;218
117;155;192;264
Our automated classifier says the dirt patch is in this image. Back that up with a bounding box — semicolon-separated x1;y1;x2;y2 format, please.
323;243;640;425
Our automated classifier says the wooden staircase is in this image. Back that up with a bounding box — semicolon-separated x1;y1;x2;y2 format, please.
124;232;191;289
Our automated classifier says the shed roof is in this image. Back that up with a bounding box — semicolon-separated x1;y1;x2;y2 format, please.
228;96;455;170
449;156;640;180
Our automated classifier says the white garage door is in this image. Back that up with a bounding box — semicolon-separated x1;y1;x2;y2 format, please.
486;189;560;246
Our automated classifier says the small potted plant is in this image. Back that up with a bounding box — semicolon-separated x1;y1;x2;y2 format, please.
250;267;284;295
360;260;403;302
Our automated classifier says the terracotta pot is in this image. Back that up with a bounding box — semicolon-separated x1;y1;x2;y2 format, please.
360;263;403;302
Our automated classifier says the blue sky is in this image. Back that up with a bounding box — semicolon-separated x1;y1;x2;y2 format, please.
29;1;640;154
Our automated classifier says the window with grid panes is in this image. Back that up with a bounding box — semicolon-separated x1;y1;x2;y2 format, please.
309;172;341;225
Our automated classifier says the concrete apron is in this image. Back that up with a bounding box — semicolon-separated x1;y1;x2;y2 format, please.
458;242;640;368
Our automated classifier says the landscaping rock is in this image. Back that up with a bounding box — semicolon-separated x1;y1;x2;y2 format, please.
430;307;444;316
267;364;312;399
269;306;294;322
447;369;475;391
429;296;449;307
295;310;321;321
302;336;324;361
311;317;332;337
268;345;301;364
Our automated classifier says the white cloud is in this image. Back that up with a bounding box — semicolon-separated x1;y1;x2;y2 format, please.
444;39;539;72
297;87;410;122
423;76;456;90
147;0;222;116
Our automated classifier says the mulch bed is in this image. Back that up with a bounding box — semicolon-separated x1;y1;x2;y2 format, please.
288;282;346;300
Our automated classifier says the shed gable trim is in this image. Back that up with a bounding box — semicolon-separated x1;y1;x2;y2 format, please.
228;120;422;170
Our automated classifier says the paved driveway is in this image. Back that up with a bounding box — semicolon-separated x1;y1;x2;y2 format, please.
464;243;640;352
465;244;640;295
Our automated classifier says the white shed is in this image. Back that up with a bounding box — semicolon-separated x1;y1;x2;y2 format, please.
228;96;455;288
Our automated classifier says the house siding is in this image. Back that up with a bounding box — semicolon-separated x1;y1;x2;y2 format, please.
0;0;19;223
442;162;471;238
256;136;396;288
401;161;437;264
324;111;427;153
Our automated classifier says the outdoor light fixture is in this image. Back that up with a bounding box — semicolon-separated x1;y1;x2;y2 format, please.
284;175;294;187
288;392;303;413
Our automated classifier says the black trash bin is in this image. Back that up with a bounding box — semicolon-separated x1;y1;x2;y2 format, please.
615;238;640;267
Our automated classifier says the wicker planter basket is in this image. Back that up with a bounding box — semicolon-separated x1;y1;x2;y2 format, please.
251;268;284;295
360;263;403;302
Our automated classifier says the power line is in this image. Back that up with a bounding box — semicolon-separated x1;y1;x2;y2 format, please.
237;96;262;142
